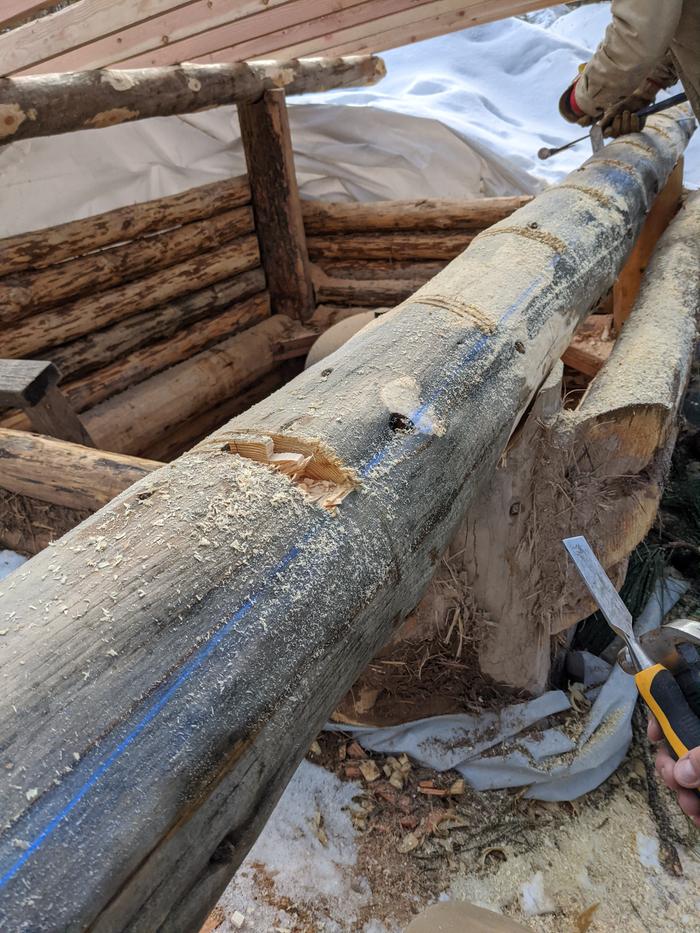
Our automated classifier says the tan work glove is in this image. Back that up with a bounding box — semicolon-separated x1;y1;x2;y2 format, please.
599;92;656;138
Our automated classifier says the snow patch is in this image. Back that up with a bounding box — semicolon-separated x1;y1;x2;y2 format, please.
0;551;26;582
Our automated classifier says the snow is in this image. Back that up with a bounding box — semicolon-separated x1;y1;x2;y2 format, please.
0;551;26;582
216;761;372;932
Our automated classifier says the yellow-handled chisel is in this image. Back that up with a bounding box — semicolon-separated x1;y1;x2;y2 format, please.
563;536;700;763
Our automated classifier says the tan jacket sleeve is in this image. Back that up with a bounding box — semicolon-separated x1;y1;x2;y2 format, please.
575;0;684;116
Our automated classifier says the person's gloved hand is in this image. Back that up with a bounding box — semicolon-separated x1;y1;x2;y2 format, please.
648;715;700;826
558;76;595;127
599;93;656;138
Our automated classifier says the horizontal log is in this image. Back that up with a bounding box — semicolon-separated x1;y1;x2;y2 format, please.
316;259;446;281
306;231;474;261
143;371;288;462
47;267;267;381
65;292;271;411
82;312;311;454
313;272;429;306
0;428;161;511
0;206;254;324
0;57;386;143
0;175;250;277
301;195;531;233
0;114;691;931
0;235;261;357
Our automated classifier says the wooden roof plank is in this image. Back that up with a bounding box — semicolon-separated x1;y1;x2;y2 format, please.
16;0;309;74
0;0;274;76
118;0;438;69
314;0;556;56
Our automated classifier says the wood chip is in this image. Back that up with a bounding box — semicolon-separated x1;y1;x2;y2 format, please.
358;759;381;783
346;740;366;759
397;832;421;853
449;778;465;795
418;786;450;797
231;911;246;929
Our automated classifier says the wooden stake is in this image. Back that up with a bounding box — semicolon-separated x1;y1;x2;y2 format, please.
238;88;315;320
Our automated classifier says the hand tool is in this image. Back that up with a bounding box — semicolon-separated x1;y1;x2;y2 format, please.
538;91;689;160
563;535;700;763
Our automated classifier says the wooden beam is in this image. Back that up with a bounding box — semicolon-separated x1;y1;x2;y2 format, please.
306;231;474;261
0;428;161;511
0;0;57;30
0;115;691;931
119;0;437;69
0;359;94;445
302;196;531;234
0;175;250;277
0;206;254;325
194;0;552;64
0;56;386;143
561;313;615;378
613;157;684;332
238;88;314;320
38;0;375;73
0;235;261;358
318;0;555;57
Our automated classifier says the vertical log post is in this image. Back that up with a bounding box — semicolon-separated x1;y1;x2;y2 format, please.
238;88;315;321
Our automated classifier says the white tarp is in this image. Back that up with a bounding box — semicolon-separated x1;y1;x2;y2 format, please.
1;4;697;239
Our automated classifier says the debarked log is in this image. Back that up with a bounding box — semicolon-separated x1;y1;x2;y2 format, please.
0;56;386;144
0;113;692;932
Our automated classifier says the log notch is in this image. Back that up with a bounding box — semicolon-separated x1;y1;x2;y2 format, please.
0;114;692;932
239;88;314;319
0;56;385;144
0;359;93;444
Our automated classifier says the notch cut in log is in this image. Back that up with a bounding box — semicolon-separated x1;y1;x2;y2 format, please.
238;88;314;320
0;428;161;512
0;112;692;932
561;313;614;377
0;56;386;144
0;358;93;445
0;174;250;277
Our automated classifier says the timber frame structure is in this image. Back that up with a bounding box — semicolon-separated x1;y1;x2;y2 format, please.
0;4;699;930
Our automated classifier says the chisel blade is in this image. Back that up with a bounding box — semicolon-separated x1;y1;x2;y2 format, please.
563;536;634;642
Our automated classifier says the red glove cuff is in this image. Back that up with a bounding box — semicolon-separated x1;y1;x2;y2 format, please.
569;80;584;117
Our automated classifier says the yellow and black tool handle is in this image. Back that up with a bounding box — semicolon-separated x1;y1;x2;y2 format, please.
636;664;700;760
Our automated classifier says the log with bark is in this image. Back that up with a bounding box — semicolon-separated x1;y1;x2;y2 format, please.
0;206;254;324
0;175;250;276
0;56;385;143
306;231;474;261
301;195;531;233
0;234;261;357
0;428;161;511
0;113;691;932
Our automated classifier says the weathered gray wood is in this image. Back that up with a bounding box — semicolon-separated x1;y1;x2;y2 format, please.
0;175;250;277
0;357;58;406
0;113;691;932
0;358;94;444
238;88;315;320
0;56;386;144
0;427;161;511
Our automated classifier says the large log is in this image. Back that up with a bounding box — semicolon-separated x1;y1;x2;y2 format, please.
0;56;386;143
65;292;271;411
315;259;445;281
0;428;161;511
46;267;267;381
301;195;532;233
0;175;250;277
0;206;254;324
0;114;692;931
81;311;310;454
0;234;261;357
306;230;474;261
